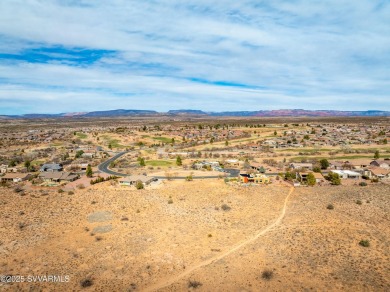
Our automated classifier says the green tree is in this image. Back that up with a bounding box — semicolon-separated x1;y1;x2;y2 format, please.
86;165;93;178
312;166;321;173
108;143;112;150
320;159;330;170
171;138;175;144
306;173;316;186
176;156;182;166
374;150;380;159
327;172;341;185
62;152;69;161
139;157;146;167
284;171;294;181
75;150;84;158
24;160;31;171
274;131;277;136
225;140;229;146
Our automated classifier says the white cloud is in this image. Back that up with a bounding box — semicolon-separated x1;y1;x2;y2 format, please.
0;0;389;114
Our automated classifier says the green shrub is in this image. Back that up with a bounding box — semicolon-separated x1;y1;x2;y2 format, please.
359;240;370;247
359;182;367;186
261;269;274;280
327;204;334;210
221;204;231;211
80;278;93;288
135;180;144;190
356;200;362;205
188;280;202;289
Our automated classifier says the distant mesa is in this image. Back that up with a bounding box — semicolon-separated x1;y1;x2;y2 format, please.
2;108;390;119
82;109;158;117
167;109;207;115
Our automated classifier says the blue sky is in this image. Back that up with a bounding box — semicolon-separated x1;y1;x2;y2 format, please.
0;0;389;114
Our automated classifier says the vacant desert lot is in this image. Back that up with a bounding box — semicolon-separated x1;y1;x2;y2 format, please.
0;181;389;291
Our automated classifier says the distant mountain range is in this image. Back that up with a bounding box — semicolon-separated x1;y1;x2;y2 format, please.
1;109;389;119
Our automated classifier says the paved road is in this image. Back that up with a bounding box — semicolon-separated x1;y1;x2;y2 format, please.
97;151;129;177
97;151;239;180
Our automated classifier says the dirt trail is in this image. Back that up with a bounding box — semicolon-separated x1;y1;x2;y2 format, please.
145;187;295;292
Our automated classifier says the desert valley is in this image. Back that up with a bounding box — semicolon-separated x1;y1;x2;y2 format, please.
0;115;389;291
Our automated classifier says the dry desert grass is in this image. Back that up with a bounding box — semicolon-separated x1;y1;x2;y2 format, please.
0;182;389;291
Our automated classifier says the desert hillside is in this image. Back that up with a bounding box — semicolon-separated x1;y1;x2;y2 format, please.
0;182;389;291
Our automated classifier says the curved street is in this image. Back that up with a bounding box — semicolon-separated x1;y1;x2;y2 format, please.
97;151;239;180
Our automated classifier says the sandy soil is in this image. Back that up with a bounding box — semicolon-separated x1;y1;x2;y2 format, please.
0;182;389;291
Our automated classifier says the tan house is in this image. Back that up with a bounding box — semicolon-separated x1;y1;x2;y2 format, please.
239;173;270;184
297;171;325;184
289;163;313;170
367;167;390;180
119;175;156;186
0;173;32;183
38;172;79;183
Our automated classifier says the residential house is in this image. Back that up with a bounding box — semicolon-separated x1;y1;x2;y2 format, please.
81;150;96;159
225;159;239;167
0;165;24;173
370;159;390;169
347;159;372;170
0;173;32;183
367;167;390;180
119;175;156;186
313;172;326;183
289;163;313;170
296;171;325;184
39;172;78;182
239;173;270;184
331;170;361;179
40;163;63;172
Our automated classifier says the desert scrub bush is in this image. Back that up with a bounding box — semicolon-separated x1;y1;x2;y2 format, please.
14;186;23;193
359;240;370;247
221;204;231;211
77;184;85;189
95;236;103;241
261;269;274;280
327;204;334;210
135;180;144;189
80;278;93;288
18;222;27;230
188;280;202;289
359;182;367;186
208;234;212;237
168;199;173;204
68;191;74;195
58;189;64;193
356;200;362;205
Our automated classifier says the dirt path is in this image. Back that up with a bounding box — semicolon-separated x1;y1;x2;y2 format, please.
145;186;295;291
